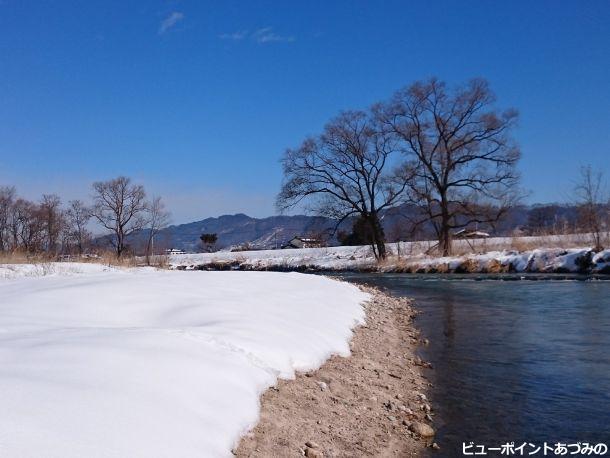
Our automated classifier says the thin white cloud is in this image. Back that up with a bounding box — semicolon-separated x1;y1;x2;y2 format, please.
252;27;294;43
219;30;248;41
219;27;294;44
159;11;184;35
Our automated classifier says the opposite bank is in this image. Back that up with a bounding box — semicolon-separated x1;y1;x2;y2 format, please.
170;247;610;275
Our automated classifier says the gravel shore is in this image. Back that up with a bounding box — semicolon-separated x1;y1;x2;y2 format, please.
235;285;436;457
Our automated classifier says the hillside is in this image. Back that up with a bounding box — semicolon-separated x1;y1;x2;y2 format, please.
112;204;585;253
152;213;346;252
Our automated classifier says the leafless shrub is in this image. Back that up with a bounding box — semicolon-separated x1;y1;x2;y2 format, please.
574;165;608;251
145;196;171;265
65;200;92;254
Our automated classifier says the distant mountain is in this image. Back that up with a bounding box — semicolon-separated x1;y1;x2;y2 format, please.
99;204;587;254
151;213;347;252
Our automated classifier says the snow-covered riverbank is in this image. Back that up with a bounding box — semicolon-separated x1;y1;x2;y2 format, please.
387;247;610;274
169;244;610;274
0;264;368;457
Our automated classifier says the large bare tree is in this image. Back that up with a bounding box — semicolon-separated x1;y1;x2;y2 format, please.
574;165;607;251
91;176;147;258
377;78;521;255
145;196;171;264
277;110;410;259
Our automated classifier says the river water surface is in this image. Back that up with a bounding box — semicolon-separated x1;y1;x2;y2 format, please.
339;274;610;456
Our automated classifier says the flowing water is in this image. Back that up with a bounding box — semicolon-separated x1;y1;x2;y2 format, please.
339;273;610;456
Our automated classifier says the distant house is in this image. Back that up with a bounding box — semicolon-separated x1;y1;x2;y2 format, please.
453;229;490;239
165;248;185;255
283;236;324;249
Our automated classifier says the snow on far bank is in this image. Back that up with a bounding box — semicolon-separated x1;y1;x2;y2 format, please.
171;244;379;271
168;243;610;274
387;248;610;273
0;266;368;457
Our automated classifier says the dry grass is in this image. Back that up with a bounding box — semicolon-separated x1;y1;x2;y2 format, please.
0;251;141;268
97;252;138;267
378;232;608;271
137;255;170;269
448;232;605;255
506;236;542;252
502;233;607;252
0;252;50;265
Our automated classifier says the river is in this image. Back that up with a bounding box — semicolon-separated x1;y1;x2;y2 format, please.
339;273;610;456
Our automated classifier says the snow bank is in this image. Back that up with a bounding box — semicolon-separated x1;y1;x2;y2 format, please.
171;245;378;271
169;245;610;274
592;249;610;273
0;261;119;279
0;267;368;457
387;248;599;273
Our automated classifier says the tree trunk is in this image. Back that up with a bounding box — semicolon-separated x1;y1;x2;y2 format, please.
440;226;451;256
439;198;451;256
116;231;124;259
593;228;602;252
145;233;153;265
370;239;378;259
375;237;386;260
368;212;386;260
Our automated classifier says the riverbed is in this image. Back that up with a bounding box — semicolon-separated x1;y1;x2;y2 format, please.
339;273;610;456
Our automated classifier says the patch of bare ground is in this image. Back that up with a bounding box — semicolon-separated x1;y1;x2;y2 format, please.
235;285;436;457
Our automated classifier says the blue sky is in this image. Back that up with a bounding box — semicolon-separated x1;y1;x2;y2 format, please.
0;1;608;223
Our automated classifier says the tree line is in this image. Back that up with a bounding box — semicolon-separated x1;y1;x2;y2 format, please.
0;176;170;260
278;77;607;258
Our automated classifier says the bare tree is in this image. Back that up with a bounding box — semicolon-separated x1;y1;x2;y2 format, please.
65;200;92;254
11;198;44;253
145;196;171;264
0;186;16;252
39;194;65;254
377;78;521;255
574;165;607;251
526;205;568;236
91;177;147;258
277;110;410;259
